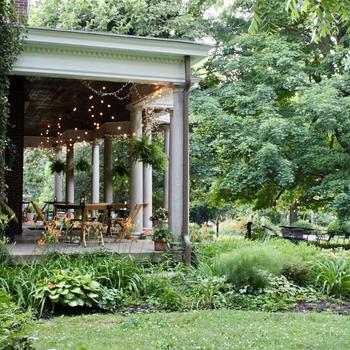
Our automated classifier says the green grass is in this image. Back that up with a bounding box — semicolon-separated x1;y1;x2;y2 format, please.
26;310;350;350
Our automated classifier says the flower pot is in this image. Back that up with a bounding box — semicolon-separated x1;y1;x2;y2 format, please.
154;239;167;251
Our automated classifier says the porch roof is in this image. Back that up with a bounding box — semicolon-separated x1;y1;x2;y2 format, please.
13;27;213;84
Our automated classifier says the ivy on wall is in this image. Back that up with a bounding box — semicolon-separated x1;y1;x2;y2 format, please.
0;0;22;202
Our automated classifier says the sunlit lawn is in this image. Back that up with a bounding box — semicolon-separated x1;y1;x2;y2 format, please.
26;310;350;350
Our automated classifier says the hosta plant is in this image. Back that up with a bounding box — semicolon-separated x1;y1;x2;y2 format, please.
35;269;102;314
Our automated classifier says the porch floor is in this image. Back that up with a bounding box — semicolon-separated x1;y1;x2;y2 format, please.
6;226;161;262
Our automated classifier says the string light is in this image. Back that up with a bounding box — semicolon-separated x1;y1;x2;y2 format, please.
73;107;77;112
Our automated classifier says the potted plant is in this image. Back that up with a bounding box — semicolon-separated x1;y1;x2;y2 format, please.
130;135;167;171
150;207;168;227
49;160;65;174
152;226;172;251
75;159;92;172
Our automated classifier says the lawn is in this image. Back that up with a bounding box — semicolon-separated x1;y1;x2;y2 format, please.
26;310;350;350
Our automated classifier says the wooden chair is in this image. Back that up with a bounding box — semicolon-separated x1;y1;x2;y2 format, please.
113;204;147;242
81;203;108;247
31;201;61;242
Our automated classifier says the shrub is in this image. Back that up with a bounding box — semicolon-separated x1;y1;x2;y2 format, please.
0;291;33;350
281;260;310;285
216;246;284;291
35;269;102;314
143;274;184;311
310;255;350;298
98;287;125;311
293;220;314;229
327;220;343;233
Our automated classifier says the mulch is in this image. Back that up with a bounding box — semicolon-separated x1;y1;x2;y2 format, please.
292;301;350;315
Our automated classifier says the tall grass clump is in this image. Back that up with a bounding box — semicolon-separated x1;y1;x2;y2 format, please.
216;246;284;291
310;255;350;298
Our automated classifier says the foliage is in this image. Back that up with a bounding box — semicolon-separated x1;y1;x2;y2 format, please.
0;1;22;202
310;254;350;298
29;0;213;40
143;274;184;311
0;291;33;350
152;226;172;242
75;158;92;172
98;287;124;311
150;207;168;224
216;246;284;291
49;159;65;174
292;220;314;229
130;135;167;171
327;220;344;233
35;269;102;314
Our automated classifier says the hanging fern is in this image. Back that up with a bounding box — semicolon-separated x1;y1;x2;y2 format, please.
75;158;92;172
130;135;167;171
50;160;66;174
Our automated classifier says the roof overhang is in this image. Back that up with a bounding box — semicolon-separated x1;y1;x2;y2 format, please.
13;27;213;84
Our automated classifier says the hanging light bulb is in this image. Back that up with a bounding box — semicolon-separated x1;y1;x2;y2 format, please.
102;86;106;90
85;131;88;135
74;127;78;131
111;116;115;120
100;100;104;104
73;107;77;112
89;95;93;100
99;112;103;116
107;104;111;108
117;126;121;130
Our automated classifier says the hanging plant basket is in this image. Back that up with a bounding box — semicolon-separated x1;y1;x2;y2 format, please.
50;160;65;174
75;159;92;172
130;135;167;171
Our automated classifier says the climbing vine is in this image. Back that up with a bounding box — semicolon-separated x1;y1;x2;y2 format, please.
0;0;22;202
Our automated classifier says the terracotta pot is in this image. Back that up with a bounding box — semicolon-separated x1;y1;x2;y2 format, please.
154;239;167;251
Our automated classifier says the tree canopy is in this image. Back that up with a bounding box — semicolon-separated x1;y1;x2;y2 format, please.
29;0;214;39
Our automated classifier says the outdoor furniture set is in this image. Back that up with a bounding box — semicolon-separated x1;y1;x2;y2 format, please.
31;201;147;247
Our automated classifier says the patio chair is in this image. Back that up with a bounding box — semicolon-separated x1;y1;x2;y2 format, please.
31;201;62;242
81;203;108;247
113;203;147;242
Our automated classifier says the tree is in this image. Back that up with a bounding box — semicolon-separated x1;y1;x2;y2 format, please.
251;0;350;40
189;0;350;220
29;0;213;39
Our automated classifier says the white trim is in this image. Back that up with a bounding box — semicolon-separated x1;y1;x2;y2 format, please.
13;27;212;84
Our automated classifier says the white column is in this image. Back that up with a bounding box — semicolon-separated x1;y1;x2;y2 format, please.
54;147;63;202
163;123;170;210
143;123;152;229
91;140;100;204
129;105;143;233
104;135;113;203
169;86;184;245
66;142;74;203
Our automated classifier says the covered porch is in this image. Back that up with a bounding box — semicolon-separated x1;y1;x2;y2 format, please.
6;27;211;259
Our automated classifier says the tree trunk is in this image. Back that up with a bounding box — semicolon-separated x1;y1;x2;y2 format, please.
289;204;298;225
